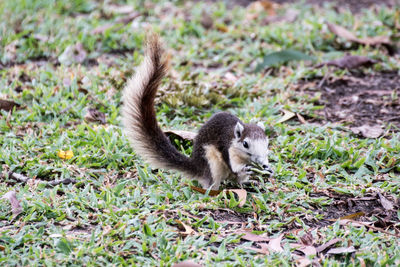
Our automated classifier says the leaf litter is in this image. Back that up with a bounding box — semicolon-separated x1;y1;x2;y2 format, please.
300;71;400;132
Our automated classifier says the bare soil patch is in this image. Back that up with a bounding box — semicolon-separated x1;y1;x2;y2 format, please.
307;191;399;228
271;0;396;12
197;0;395;12
302;71;400;131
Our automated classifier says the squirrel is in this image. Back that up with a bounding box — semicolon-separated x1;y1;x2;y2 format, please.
121;34;273;190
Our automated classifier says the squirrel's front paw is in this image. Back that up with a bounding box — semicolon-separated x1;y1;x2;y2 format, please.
243;164;255;175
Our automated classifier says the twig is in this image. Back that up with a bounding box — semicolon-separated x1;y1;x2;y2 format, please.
48;178;78;186
7;172;77;187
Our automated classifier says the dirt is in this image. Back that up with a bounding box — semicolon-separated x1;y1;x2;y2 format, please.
307;191;399;227
301;72;400;130
270;0;396;12
205;190;399;231
198;0;395;12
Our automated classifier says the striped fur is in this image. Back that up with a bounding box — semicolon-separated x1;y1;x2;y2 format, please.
121;34;197;177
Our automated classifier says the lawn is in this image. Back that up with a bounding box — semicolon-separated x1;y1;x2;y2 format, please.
0;0;399;266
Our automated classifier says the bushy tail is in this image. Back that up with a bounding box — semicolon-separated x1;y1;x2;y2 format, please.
121;34;196;176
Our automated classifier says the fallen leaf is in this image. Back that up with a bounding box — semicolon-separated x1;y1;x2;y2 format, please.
340;211;365;220
175;219;195;236
268;234;284;252
165;130;197;141
248;243;270;254
108;4;134;14
378;193;394;211
0;99;20;111
350;125;383;138
296;257;312;267
339;219;373;228
246;0;277;21
1;191;22;216
296;113;307;124
315;55;378;69
239;230;270;242
189;185;221;196
298;246;317;256
224;72;238;83
316;238;342;253
256;50;314;71
58;150;74;160
276;109;295;124
215;24;228;33
92;12;141;34
327;23;392;46
58;43;87;65
172;260;203;267
84;108;106;124
116;12;141;24
92;24;114;35
225;189;247;207
0;245;5;251
326;246;356;255
262;9;298;24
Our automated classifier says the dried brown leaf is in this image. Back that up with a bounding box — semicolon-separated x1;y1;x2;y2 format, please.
315;55;377;69
189;185;221;196
92;24;114;34
338;219;372;228
316;238;342;253
263;9;298;24
165;130;197;141
0;99;20;111
268;234;284;252
378;193;394;211
340;211;365;220
225;189;247;207
116;12;141;25
246;0;277;20
238;231;270;242
276;109;295;124
296;257;312;267
248;243;270;254
326;246;356;254
108;4;134;14
327;22;391;46
298;246;317;256
350;124;383;138
172;260;203;267
1;191;22;216
175;219;195;236
296;113;307;124
224;72;238;83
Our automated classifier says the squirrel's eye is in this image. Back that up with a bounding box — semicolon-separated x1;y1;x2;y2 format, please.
243;141;249;149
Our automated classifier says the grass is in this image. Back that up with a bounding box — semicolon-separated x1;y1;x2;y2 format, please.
1;0;400;266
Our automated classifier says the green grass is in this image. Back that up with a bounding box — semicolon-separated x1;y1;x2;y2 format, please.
1;0;400;266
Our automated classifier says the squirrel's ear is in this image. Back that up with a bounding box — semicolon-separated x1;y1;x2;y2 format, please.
257;121;265;131
234;122;244;139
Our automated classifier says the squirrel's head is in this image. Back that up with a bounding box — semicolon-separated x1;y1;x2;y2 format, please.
232;122;273;173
